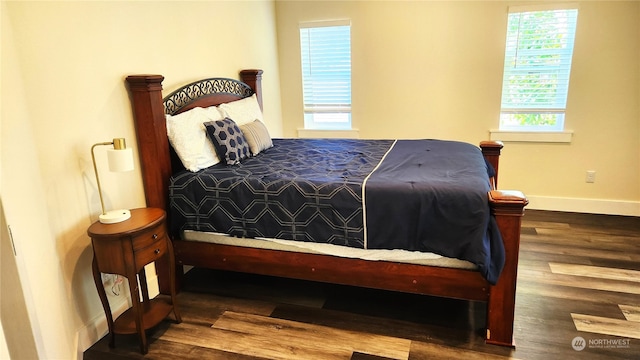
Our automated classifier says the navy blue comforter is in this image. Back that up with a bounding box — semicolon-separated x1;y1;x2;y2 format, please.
169;138;504;283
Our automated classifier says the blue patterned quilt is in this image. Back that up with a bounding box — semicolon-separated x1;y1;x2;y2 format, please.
169;138;504;283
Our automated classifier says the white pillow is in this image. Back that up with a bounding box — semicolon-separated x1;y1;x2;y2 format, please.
218;94;263;126
165;106;225;172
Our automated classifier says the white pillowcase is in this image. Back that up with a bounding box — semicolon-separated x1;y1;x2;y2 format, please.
218;94;263;126
165;106;225;172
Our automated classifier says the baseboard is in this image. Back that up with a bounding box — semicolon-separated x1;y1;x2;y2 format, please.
526;195;640;217
76;296;129;359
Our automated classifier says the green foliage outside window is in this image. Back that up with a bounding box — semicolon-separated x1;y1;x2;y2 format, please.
511;113;557;126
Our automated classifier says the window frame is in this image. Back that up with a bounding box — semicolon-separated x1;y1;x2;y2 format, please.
498;4;579;133
299;19;352;131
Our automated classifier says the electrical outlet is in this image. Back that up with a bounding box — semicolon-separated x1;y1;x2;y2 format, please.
586;170;596;183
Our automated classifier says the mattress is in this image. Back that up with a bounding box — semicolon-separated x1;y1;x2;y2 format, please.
182;230;477;270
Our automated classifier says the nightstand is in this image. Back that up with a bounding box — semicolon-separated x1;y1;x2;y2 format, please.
88;207;182;354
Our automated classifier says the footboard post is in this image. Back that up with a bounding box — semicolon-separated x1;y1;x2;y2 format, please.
487;190;528;347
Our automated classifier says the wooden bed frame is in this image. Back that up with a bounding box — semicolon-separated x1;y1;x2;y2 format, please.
125;70;528;347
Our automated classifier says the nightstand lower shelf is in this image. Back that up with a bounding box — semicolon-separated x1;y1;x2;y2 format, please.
113;298;175;334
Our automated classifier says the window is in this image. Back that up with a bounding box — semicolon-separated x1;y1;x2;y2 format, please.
300;20;351;130
499;6;578;132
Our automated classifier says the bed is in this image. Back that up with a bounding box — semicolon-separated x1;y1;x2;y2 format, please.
125;69;528;347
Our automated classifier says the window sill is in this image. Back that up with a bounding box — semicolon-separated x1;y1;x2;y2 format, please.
489;130;573;143
297;128;360;139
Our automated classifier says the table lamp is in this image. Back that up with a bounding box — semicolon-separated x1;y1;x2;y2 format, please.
91;138;134;224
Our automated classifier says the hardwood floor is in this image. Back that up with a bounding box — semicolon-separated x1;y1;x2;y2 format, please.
84;210;640;359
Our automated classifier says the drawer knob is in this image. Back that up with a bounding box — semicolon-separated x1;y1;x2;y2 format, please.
152;234;158;240
154;249;160;255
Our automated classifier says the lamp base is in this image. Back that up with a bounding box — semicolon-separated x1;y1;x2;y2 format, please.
99;209;131;224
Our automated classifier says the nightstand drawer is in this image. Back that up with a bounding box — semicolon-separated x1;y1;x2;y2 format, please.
134;236;168;268
132;224;167;251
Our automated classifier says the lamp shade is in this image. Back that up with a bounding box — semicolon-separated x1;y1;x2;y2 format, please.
107;147;134;172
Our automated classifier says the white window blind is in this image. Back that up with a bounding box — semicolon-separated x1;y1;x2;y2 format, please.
300;20;352;130
499;6;578;131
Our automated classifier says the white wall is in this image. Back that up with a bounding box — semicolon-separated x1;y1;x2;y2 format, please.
1;1;282;358
275;0;640;216
2;3;72;356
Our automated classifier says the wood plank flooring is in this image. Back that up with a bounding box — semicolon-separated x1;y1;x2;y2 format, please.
84;210;640;359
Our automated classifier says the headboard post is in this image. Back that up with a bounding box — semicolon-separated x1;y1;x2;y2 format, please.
240;69;264;111
125;75;172;211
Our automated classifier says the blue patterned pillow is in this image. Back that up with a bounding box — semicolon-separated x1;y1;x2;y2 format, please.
203;118;251;165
